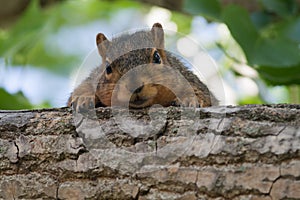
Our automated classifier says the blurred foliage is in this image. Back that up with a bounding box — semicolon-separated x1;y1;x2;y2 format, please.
0;0;140;74
184;0;300;85
239;95;264;105
0;0;299;110
0;0;141;109
0;88;32;110
170;13;192;34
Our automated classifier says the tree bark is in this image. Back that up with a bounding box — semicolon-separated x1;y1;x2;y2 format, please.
0;104;300;200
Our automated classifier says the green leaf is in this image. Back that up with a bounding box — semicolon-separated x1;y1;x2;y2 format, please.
25;42;80;74
250;11;273;30
0;0;47;58
222;5;259;54
222;5;300;84
0;88;33;110
171;12;192;34
239;96;264;105
223;5;300;67
250;36;300;67
261;0;297;17
258;65;300;84
183;0;221;21
278;16;300;43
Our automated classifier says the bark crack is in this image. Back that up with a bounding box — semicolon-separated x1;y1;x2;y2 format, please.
208;134;218;154
268;165;282;200
56;182;60;200
276;125;287;136
13;141;20;161
216;118;225;132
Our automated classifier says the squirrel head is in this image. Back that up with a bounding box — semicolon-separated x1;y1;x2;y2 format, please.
96;23;167;71
95;23;176;108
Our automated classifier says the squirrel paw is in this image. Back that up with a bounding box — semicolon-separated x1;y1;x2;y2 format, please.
173;96;200;108
70;95;95;112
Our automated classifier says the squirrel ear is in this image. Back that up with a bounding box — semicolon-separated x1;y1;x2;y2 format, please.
151;23;164;49
96;33;110;58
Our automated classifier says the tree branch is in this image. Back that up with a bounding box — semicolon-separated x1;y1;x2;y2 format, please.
0;105;299;199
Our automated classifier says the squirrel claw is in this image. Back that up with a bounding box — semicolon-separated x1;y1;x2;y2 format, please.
174;96;200;108
71;96;95;112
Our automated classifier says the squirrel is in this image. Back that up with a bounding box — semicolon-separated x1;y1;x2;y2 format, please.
68;23;217;110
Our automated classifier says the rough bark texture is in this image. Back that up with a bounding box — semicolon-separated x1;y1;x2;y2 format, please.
0;104;300;200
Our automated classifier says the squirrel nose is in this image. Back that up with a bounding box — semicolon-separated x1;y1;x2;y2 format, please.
132;85;144;94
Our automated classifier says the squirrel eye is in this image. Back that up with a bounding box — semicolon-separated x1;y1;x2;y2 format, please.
105;61;112;74
152;50;161;64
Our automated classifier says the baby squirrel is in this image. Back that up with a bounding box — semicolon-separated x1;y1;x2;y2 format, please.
68;23;217;110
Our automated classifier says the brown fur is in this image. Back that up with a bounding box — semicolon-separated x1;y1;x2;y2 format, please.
68;23;217;110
